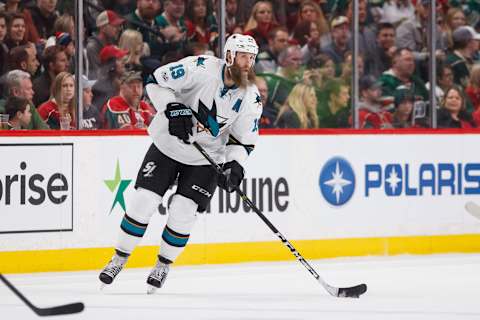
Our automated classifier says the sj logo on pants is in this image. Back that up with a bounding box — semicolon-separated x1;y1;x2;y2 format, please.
142;162;157;178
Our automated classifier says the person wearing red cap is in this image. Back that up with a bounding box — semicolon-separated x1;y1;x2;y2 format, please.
86;10;125;80
98;44;129;64
91;45;128;111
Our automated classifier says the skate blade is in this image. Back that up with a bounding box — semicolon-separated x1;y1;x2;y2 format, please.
147;284;158;295
100;283;109;291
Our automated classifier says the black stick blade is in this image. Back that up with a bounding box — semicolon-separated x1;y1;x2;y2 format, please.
35;302;85;316
337;284;367;298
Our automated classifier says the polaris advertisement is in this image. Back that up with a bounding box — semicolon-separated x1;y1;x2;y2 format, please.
0;134;479;251
319;158;480;206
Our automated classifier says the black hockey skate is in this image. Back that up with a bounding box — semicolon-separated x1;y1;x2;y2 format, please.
146;257;170;294
99;254;127;287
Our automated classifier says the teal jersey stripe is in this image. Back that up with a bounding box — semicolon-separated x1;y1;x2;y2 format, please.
162;228;189;247
232;99;242;112
121;218;147;237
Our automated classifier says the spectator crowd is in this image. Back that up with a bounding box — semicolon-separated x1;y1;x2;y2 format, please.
1;0;480;130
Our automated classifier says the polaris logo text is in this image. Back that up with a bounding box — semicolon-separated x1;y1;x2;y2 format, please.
366;163;480;196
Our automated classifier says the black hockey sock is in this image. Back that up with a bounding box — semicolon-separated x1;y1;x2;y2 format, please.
115;249;130;258
158;255;173;265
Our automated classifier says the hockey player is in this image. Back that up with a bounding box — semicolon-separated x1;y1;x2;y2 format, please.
99;34;262;294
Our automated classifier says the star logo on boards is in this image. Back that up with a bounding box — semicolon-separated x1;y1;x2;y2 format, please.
386;166;402;194
319;157;355;206
104;160;132;214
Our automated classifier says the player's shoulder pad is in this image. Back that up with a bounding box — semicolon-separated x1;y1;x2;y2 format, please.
176;54;221;68
185;55;222;73
157;55;222;82
151;56;191;85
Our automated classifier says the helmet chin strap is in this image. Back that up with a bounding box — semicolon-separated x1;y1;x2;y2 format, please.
224;65;235;86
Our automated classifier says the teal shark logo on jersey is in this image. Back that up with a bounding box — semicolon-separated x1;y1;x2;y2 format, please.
196;57;207;67
254;93;262;107
192;99;227;137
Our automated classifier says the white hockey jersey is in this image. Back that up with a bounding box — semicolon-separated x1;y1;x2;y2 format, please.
146;55;263;166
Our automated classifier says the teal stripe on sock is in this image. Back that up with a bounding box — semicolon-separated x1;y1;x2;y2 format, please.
121;218;146;237
162;228;189;247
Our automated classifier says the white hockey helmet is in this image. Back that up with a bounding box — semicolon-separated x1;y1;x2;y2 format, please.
224;34;259;67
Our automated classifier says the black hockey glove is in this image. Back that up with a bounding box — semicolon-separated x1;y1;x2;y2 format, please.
217;160;244;193
165;102;193;143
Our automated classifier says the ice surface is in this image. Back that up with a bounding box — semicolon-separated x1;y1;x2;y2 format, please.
1;254;480;319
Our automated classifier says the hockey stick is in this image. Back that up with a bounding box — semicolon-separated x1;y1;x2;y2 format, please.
192;142;367;298
465;201;480;220
0;273;84;316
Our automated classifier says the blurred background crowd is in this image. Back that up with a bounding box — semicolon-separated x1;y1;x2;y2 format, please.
0;0;480;130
